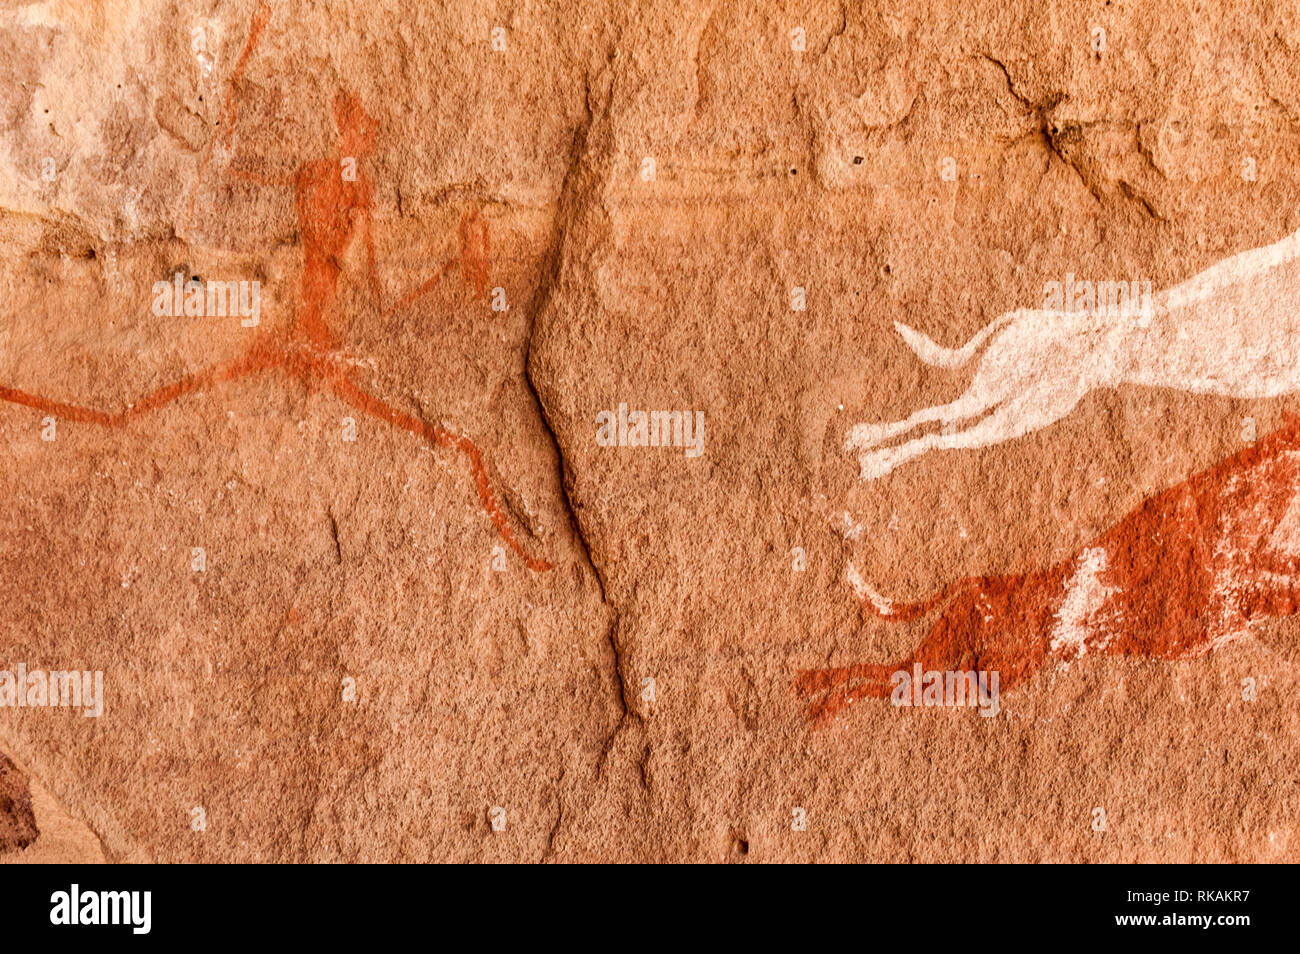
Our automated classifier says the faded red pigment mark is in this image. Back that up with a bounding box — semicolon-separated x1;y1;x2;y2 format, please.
0;4;551;573
180;0;272;235
796;414;1300;726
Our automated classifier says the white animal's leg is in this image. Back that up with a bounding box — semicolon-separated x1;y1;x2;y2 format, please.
856;431;946;480
844;390;999;452
854;384;1090;479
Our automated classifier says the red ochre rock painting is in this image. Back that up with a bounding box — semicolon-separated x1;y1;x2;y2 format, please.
797;414;1300;726
0;2;552;573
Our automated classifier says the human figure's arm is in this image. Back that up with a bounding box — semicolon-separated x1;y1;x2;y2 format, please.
228;162;295;187
363;206;384;314
180;0;273;234
364;201;455;317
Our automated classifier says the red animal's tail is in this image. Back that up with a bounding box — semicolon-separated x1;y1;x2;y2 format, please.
850;572;975;622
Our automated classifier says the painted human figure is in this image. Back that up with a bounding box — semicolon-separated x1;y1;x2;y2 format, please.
0;5;548;571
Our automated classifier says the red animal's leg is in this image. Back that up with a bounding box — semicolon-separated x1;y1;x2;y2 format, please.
793;576;972;695
796;662;891;725
798;582;981;725
793;660;896;696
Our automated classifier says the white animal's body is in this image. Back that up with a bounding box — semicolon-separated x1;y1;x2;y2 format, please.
847;227;1300;479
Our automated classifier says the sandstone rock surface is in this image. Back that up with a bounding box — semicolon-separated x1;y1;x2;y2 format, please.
0;0;1297;862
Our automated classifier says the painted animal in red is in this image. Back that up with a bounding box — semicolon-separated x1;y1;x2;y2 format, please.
797;414;1300;725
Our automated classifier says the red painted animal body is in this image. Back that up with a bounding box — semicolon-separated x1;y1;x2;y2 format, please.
796;415;1300;724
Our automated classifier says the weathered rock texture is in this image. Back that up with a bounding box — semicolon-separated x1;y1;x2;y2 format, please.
0;0;1297;861
0;750;39;854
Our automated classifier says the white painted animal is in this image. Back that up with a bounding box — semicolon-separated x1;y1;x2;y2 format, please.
847;226;1300;479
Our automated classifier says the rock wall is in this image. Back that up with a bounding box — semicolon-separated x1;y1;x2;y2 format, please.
0;0;1296;861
